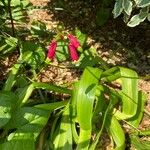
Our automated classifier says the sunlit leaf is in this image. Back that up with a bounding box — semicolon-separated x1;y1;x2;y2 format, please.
114;67;138;120
0;91;18;127
53;104;72;150
30;21;47;37
106;116;125;150
128;91;147;127
76;67;102;150
6;107;49;140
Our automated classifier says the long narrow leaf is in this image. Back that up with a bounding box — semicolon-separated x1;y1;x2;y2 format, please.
106;115;125;150
128;91;147;127
90;91;119;150
3;63;22;91
53;104;72;150
114;67;138;120
33;82;71;94
76;67;102;150
77;67;103;130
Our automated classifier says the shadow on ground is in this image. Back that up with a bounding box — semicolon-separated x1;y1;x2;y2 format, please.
46;0;150;75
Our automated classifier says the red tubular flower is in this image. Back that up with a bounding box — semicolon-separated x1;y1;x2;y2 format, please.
47;40;57;59
68;34;80;48
68;43;79;61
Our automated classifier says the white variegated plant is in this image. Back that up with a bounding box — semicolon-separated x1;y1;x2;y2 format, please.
113;0;150;27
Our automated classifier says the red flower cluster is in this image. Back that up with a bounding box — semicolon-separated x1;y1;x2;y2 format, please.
47;34;80;61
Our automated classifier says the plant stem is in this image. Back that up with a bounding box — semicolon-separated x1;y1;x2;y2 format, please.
8;0;20;54
8;0;15;37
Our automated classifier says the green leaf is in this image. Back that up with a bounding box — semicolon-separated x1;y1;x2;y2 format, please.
138;0;150;7
55;41;69;62
77;129;91;150
15;76;28;88
75;29;87;47
130;135;150;150
101;67;121;82
76;52;99;69
17;82;71;105
128;91;147;127
21;42;46;69
21;0;32;8
6;107;49;140
123;0;133;16
75;67;102;150
70;83;79;144
17;84;34;105
34;100;68;111
12;7;24;21
106;116;125;150
77;67;102;130
5;37;18;47
114;67;138;120
89;93;107;150
0;37;18;55
0;91;18;127
3;63;22;91
11;0;21;6
90;88;121;150
0;139;35;150
127;7;149;27
53;104;72;150
32;82;71;94
127;14;147;27
30;21;47;37
113;0;124;18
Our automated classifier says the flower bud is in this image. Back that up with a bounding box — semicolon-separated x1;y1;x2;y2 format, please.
47;40;57;60
68;34;80;49
68;43;79;61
